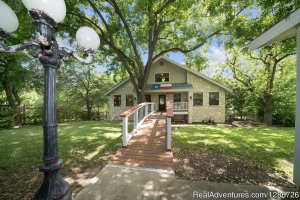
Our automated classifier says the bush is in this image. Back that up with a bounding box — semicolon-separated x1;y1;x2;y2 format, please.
24;107;42;125
273;112;295;127
0;106;15;128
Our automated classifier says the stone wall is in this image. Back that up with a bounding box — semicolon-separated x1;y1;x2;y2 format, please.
187;72;226;123
108;80;137;120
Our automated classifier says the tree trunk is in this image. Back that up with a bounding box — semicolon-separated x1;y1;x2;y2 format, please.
12;87;23;125
86;101;92;120
12;87;22;105
136;88;145;103
1;80;22;126
263;93;273;125
1;80;16;107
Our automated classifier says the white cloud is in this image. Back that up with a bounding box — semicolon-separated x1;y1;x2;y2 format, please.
207;46;227;62
202;46;227;77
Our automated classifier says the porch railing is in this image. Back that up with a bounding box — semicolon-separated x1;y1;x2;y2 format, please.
171;102;188;111
120;102;157;147
166;101;174;151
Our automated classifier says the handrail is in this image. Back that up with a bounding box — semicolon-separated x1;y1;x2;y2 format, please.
120;102;157;147
166;101;173;151
119;102;146;117
171;102;189;111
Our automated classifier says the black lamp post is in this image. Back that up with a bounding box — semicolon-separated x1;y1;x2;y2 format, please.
0;0;100;199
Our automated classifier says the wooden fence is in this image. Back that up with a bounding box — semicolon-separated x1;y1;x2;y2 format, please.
0;104;108;125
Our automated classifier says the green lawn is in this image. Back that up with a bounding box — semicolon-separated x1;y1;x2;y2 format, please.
173;125;295;180
0;121;122;199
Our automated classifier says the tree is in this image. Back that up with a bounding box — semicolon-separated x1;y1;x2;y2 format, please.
248;46;295;124
58;63;113;120
219;46;296;125
220;0;299;124
62;0;250;102
0;0;36;125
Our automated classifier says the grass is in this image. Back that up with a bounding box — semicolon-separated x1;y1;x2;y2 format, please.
0;121;122;199
173;125;295;180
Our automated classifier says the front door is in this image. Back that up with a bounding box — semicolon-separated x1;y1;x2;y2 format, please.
159;95;166;111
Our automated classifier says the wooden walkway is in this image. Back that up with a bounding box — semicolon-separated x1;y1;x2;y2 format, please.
110;112;174;170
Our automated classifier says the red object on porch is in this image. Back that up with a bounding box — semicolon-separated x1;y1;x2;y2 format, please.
160;83;172;90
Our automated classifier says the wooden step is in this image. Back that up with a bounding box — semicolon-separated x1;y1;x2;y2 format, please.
118;148;173;156
112;155;173;163
110;160;173;170
115;151;173;159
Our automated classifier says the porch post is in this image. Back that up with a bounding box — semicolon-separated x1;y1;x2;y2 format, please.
122;116;128;147
294;25;300;186
133;111;138;133
145;103;148;116
188;91;193;123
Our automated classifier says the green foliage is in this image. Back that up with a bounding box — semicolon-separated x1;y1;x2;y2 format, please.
0;106;15;128
61;0;253;101
217;47;296;125
1;0;298;125
272;57;296;126
57;63;114;120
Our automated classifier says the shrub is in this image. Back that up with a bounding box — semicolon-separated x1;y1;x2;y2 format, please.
0;106;15;128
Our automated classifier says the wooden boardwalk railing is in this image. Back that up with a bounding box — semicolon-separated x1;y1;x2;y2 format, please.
120;102;157;147
166;101;174;151
111;111;174;170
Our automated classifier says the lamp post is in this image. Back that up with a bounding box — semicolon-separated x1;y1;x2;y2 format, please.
0;0;100;199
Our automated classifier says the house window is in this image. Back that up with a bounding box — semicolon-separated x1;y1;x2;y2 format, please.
126;94;134;106
209;92;219;105
155;73;169;82
114;95;121;106
173;94;181;102
193;92;203;106
145;94;151;102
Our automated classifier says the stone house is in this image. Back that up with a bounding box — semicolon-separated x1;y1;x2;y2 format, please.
105;56;231;123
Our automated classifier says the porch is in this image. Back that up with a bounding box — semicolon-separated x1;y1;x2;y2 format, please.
144;91;190;114
171;102;189;114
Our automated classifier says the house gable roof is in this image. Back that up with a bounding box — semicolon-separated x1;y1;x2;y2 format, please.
104;78;131;96
105;56;232;95
154;56;232;92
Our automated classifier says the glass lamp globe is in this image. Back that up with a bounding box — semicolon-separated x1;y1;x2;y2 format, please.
22;0;66;23
76;27;100;50
0;0;19;33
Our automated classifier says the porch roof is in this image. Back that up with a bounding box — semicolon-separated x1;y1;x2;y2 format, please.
144;83;193;92
247;8;300;50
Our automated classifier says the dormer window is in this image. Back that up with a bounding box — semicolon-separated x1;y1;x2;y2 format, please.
155;73;169;82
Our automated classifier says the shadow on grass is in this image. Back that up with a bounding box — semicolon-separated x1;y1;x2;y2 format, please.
173;125;295;180
0;120;123;199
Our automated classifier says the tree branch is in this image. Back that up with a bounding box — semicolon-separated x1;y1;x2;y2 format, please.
154;0;175;15
108;0;140;61
153;30;220;60
86;0;113;41
276;52;295;63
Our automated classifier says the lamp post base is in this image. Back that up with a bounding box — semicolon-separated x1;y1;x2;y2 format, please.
33;165;71;200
